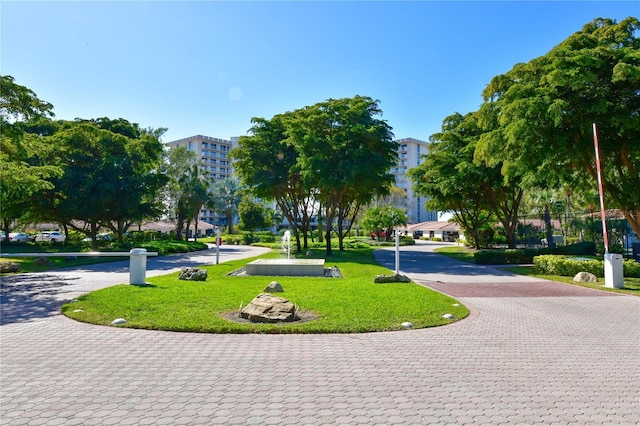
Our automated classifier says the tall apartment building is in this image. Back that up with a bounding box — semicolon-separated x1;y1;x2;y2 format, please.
165;135;238;226
393;137;439;224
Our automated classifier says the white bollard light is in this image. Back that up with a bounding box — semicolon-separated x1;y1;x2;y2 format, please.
604;252;624;289
129;248;148;285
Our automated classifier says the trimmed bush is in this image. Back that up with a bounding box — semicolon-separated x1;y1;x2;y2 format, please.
474;249;535;265
474;241;597;264
534;255;640;278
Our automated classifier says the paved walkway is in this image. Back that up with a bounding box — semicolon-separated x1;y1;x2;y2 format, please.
1;242;639;425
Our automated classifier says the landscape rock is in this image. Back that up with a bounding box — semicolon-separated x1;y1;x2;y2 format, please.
0;262;20;273
264;281;284;293
443;313;456;320
374;274;411;283
401;322;414;329
240;293;295;323
326;266;343;278
34;257;50;266
178;267;207;281
111;318;127;325
573;271;598;283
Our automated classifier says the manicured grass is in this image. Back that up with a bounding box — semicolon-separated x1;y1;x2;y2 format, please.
0;240;208;273
433;245;477;263
502;265;640;296
62;248;469;333
0;255;127;273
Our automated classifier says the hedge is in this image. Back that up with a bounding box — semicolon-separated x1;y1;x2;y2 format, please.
473;241;596;265
533;255;640;278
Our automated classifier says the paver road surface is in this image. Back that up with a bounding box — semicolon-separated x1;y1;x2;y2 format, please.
1;242;639;425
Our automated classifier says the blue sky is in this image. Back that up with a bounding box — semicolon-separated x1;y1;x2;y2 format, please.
2;1;638;143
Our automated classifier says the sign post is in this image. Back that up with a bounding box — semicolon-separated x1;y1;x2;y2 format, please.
395;229;400;275
215;229;221;265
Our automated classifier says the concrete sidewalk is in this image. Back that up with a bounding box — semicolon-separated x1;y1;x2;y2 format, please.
1;242;639;425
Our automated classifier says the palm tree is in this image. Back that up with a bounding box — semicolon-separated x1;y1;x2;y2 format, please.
212;177;241;234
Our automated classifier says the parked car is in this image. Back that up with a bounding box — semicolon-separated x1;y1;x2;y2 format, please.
34;231;66;243
9;232;32;243
82;232;114;242
0;232;5;242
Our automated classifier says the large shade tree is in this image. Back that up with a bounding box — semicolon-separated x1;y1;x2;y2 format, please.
32;118;167;248
408;112;496;249
0;76;60;237
231;96;397;255
231;115;317;252
477;17;640;237
286;96;397;253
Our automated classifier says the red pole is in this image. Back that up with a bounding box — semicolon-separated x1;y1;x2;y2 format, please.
592;123;609;254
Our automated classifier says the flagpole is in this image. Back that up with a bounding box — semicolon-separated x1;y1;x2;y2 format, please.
592;123;609;254
593;123;623;288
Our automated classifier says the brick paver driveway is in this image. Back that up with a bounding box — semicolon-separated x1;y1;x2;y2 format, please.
1;242;639;425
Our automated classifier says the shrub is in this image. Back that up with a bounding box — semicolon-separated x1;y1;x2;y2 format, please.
400;236;416;245
474;241;597;264
534;255;640;277
256;232;276;243
225;235;243;245
474;249;536;265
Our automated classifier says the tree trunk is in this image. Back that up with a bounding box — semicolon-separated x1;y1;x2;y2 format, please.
544;204;555;248
317;208;323;243
324;213;334;256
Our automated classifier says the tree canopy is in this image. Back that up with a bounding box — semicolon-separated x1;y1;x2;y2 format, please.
231;95;397;255
0;76;61;237
477;16;640;236
411;17;640;247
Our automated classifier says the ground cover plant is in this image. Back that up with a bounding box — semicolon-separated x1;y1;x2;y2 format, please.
62;248;469;333
433;246;476;263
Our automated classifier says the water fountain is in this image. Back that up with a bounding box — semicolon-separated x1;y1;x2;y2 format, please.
283;230;291;259
244;229;326;276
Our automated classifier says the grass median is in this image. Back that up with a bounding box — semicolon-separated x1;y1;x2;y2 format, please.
62;248;469;333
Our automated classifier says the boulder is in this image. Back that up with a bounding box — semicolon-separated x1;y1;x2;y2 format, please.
573;271;598;283
0;262;20;273
34;257;50;266
264;281;284;293
374;274;411;283
178;267;208;281
240;293;295;323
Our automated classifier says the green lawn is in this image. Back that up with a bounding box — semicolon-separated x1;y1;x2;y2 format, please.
0;240;207;273
433;245;477;263
62;248;469;333
434;246;640;296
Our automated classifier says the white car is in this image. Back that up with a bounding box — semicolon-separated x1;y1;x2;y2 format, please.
9;232;32;242
82;233;114;242
34;231;66;243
